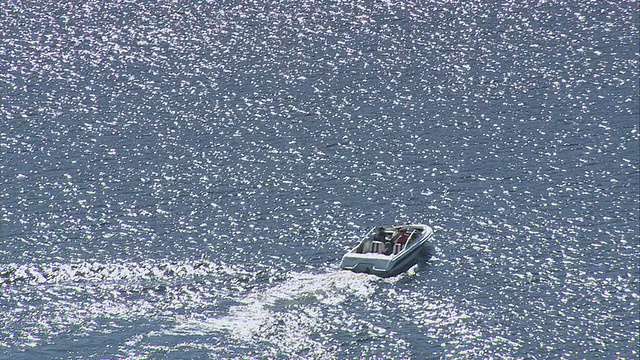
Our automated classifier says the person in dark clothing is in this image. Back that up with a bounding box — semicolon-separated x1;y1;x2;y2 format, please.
372;226;387;242
365;227;389;254
371;227;393;255
384;241;393;255
363;227;386;253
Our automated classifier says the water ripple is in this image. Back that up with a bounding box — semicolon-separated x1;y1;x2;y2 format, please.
1;0;638;358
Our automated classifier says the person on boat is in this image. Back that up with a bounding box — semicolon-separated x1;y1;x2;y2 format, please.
366;227;390;254
372;227;394;255
362;227;386;253
372;227;387;242
384;238;394;255
393;227;410;245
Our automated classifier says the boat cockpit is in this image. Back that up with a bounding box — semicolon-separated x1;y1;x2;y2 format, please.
356;226;422;256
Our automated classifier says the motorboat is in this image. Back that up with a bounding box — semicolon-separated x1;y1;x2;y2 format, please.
340;224;434;277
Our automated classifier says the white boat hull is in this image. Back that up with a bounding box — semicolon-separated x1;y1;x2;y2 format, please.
340;224;434;277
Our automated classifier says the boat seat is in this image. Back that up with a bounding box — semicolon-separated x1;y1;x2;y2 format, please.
393;243;404;255
371;241;384;254
362;240;372;253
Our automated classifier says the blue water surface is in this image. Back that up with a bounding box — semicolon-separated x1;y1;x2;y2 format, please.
1;1;638;359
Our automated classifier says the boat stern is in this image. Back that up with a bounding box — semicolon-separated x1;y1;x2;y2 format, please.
340;253;391;275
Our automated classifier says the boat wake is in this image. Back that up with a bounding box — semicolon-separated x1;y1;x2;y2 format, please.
0;259;235;286
0;258;251;353
169;269;383;358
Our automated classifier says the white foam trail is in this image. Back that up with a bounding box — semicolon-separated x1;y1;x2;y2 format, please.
0;260;239;285
170;270;381;355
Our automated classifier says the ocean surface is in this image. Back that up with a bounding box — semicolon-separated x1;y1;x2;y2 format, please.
1;1;638;359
